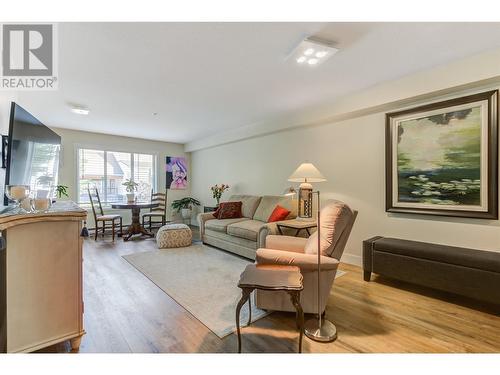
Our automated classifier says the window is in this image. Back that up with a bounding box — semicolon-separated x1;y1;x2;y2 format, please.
78;148;156;204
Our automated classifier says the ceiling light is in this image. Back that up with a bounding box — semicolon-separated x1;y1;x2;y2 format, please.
70;107;90;115
289;37;339;67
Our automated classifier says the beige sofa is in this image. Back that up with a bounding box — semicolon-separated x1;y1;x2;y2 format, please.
197;195;296;259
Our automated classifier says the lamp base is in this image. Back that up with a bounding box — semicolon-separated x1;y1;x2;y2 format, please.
304;318;337;342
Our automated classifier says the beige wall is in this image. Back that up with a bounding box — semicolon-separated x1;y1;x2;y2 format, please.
51;127;190;228
190;52;500;266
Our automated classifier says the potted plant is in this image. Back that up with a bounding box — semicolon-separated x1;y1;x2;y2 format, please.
171;197;201;219
55;185;69;199
122;179;139;202
210;184;230;206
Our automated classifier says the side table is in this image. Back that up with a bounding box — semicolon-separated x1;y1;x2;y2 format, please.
236;264;304;353
276;219;317;237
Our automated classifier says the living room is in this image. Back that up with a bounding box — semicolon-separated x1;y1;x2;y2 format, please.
1;1;500;374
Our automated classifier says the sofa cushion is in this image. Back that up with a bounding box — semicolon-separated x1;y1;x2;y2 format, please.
216;201;243;219
205;217;247;233
304;200;353;256
268;205;291;222
228;195;262;218
253;196;295;222
227;219;267;241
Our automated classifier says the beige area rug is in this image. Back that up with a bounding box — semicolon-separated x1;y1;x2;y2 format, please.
123;243;345;338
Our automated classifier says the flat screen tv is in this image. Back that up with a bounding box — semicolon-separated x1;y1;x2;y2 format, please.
4;103;61;205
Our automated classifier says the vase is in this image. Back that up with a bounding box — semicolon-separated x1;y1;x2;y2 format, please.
126;193;135;202
181;208;192;219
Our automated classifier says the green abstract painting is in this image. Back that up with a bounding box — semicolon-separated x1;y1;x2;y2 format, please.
386;90;498;219
397;106;481;206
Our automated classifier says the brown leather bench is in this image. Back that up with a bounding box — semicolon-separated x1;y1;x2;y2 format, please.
363;236;500;305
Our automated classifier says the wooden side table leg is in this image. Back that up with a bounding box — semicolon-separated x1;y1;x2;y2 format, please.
235;288;252;353
288;291;304;353
247;291;252;326
70;335;83;352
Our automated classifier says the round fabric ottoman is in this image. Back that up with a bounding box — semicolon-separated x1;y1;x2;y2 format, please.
156;223;192;249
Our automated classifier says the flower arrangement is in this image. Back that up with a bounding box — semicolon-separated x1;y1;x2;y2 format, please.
210;184;230;206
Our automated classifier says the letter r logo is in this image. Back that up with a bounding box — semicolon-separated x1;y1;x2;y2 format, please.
2;24;53;76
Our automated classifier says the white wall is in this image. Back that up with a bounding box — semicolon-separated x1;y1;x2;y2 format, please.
190;53;500;266
51;127;190;228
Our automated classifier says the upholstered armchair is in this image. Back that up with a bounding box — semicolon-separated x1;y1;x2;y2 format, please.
255;201;357;314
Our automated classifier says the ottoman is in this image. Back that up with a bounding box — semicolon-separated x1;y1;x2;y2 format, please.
156;223;192;248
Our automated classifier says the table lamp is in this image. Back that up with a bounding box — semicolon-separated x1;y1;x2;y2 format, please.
288;163;326;221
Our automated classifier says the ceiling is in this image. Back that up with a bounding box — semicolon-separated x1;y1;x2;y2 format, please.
17;22;500;145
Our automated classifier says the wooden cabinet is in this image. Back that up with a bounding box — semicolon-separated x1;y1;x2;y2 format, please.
0;202;86;352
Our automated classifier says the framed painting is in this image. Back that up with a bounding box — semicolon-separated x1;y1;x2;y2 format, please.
166;156;188;190
386;90;498;219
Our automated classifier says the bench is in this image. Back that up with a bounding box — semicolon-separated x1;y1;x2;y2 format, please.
363;236;500;305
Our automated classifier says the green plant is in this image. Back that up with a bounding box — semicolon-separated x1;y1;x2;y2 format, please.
171;197;201;213
55;185;69;199
122;179;139;193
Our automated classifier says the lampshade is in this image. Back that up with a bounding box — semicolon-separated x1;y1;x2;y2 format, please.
288;163;326;183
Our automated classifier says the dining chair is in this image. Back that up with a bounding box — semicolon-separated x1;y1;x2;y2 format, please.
88;187;123;241
142;189;168;230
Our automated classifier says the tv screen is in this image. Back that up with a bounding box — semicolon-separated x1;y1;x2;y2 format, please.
4;103;61;205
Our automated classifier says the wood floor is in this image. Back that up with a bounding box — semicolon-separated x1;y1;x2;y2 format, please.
44;228;500;353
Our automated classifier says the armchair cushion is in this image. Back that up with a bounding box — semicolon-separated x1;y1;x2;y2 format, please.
265;235;307;253
304;200;353;256
256;248;340;272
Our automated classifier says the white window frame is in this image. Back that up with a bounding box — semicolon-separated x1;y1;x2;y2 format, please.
76;144;158;205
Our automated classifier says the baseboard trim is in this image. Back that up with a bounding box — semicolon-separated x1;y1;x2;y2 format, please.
341;252;362;267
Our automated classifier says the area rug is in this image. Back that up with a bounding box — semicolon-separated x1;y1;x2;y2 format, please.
122;244;345;338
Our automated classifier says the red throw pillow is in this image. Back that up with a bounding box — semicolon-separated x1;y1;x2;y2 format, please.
268;205;291;222
216;201;243;219
212;206;220;218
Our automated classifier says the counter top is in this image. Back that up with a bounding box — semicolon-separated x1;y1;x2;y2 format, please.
0;201;87;230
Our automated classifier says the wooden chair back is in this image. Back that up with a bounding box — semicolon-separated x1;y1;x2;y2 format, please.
150;189;167;214
88;187;104;220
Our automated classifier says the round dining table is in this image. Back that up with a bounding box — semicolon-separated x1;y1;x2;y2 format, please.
111;201;159;241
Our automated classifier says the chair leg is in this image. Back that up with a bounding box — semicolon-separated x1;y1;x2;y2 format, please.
95;221;98;241
120;217;123;237
102;222;106;237
112;220;115;242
